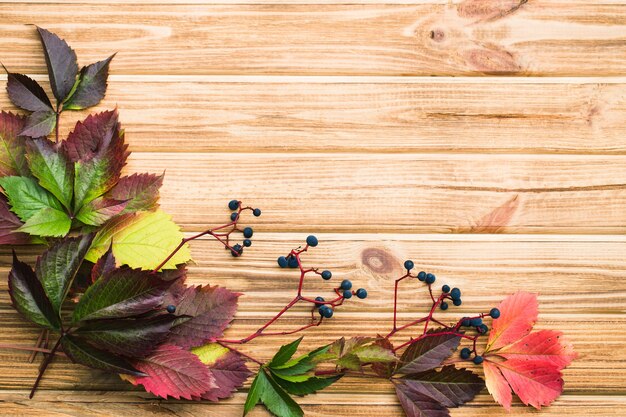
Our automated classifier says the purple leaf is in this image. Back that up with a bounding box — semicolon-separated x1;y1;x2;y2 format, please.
106;172;164;213
5;70;53;112
401;366;484;408
397;330;461;374
90;246;116;283
64;110;126;163
201;350;252;401
64;54;116;110
0;193;31;244
0;111;31;177
395;380;450;417
165;285;240;348
21;110;56;138
36;27;78;103
61;335;144;376
75;197;127;226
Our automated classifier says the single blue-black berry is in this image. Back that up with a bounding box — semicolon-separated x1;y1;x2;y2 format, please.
321;270;332;280
404;260;414;270
440;301;449;310
343;290;353;299
288;256;299;268
315;296;325;304
470;318;483;327
253;208;262;217
453;298;462;306
425;273;436;284
243;239;252;247
319;305;333;318
340;279;352;290
230;212;239;221
277;256;288;268
490;308;501;319
478;324;489;334
306;235;319;247
473;355;484;364
231;243;243;257
461;318;471;327
356;288;368;299
228;200;239;210
417;271;426;281
460;347;471;359
442;284;450;293
450;288;461;300
166;305;176;314
243;227;253;238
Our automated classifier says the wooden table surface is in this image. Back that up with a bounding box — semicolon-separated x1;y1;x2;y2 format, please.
1;1;625;416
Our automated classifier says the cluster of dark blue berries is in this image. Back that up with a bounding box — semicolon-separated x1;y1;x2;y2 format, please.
403;260;463;309
227;199;261;257
458;307;500;364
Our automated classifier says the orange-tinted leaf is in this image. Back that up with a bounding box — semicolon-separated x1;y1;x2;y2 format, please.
495;358;564;410
486;291;537;352
499;330;577;370
483;359;512;411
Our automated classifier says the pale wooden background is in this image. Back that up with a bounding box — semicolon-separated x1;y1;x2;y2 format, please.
1;1;625;416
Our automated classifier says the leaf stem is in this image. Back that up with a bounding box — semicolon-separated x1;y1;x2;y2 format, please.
29;337;62;399
0;343;55;354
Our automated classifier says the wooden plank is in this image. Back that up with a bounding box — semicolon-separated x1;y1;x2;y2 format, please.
3;234;625;313
106;153;626;234
3;77;626;154
1;3;626;75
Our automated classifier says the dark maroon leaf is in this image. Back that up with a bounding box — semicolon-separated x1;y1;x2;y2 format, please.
72;266;177;323
21;110;56;137
63;110;127;163
36;27;78;103
61;335;144;376
8;251;60;329
90;246;116;284
130;344;216;400
5;70;53;112
0;193;31;244
372;336;397;378
395;381;450;417
397;330;461;375
0;111;31;177
74;315;182;358
64;54;116;110
106;172;164;213
401;366;484;408
75;197;127;226
165;285;240;348
201;350;252;401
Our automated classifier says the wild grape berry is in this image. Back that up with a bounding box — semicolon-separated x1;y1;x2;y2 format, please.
228;200;239;210
440;301;449;310
473;355;484;364
450;288;461;300
478;324;489;334
319;305;333;318
490;308;501;319
288;256;299;268
253;208;262;217
356;288;368;299
417;271;426;281
442;285;450;293
425;273;436;284
343;290;353;299
315;296;325;304
460;347;471;359
321;270;332;280
461;318;471;327
470;318;483;327
230;212;239;221
166;305;176;314
453;298;462;306
243;239;252;247
404;260;414;271
242;227;253;238
340;279;352;290
277;256;288;268
306;235;319;247
231;244;243;257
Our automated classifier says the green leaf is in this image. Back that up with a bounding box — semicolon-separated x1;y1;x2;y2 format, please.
64;54;115;110
8;251;60;330
245;369;304;417
269;337;304;368
72;266;176;322
352;344;397;363
26;139;73;210
75;197;127;226
0;111;31;176
312;337;394;371
20;110;57;138
35;234;93;314
61;335;144;376
191;343;230;365
36;27;78;103
85;209;191;270
18;207;71;237
0;176;63;221
272;373;341;397
73;157;118;212
272;345;330;376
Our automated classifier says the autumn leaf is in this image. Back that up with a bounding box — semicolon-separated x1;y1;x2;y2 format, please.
192;343;251;401
4;70;53;113
64;54;116;110
128;344;216;400
106;172;163;213
482;292;576;410
395;381;450;417
36;27;78;103
21;110;56;138
61;335;143;376
75;197;127;226
399;366;484;408
397;331;461;375
0;111;33;176
313;337;397;371
64;110;126;163
26;138;73;210
0;193;31;244
165;284;239;348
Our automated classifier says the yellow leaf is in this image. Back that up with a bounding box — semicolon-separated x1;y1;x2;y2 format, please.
191;343;230;365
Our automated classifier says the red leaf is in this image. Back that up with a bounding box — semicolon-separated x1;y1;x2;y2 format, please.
165;285;239;349
106;172;164;213
201;350;252;402
483;359;512;411
486;291;537;351
499;330;577;370
130;344;216;400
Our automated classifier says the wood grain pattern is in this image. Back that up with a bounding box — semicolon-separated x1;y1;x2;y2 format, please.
1;3;626;76
3;77;626;154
